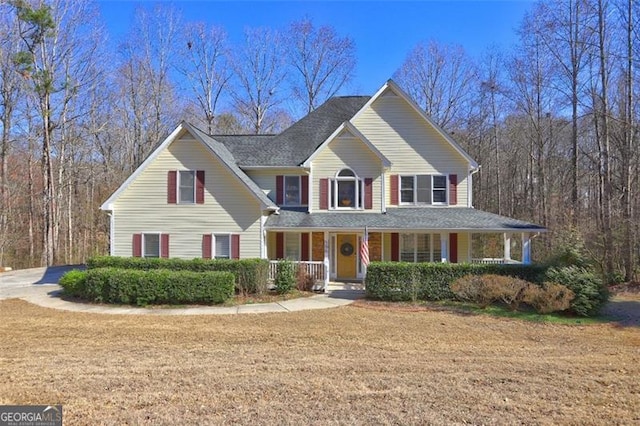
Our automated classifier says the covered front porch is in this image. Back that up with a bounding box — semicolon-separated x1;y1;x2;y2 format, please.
263;207;545;291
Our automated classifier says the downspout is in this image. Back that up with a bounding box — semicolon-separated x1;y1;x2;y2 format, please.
108;212;115;256
468;165;481;208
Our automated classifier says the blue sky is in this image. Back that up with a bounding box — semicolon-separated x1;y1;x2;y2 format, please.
98;0;533;95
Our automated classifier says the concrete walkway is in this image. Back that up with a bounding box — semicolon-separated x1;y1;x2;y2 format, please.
0;265;364;315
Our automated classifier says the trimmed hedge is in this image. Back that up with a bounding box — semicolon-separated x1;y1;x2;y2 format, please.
365;262;547;302
545;266;609;316
59;269;87;295
87;256;268;295
76;267;234;306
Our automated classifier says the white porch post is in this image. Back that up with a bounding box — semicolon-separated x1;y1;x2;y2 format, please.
521;232;531;265
323;231;330;291
440;232;448;263
503;233;511;262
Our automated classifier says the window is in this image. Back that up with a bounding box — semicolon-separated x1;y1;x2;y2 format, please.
400;233;442;262
143;234;160;258
399;175;447;205
179;170;195;203
285;233;300;260
214;234;230;259
284;176;301;205
330;169;364;209
432;175;447;204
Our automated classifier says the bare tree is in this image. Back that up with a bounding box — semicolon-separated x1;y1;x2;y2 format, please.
287;18;356;113
394;40;476;131
177;22;230;134
231;27;287;134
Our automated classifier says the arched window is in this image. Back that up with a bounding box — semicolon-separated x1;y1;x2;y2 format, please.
331;168;364;209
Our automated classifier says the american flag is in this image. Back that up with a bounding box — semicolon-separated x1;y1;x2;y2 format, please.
360;227;370;268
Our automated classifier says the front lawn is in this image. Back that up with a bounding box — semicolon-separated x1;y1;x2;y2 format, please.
0;299;638;424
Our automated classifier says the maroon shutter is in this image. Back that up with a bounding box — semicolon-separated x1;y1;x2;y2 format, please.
132;234;142;257
364;178;373;209
301;175;309;205
391;233;399;261
449;233;458;263
300;233;310;261
196;170;205;204
276;232;284;259
319;178;329;210
276;175;284;204
202;234;212;259
160;234;169;258
167;171;177;204
231;234;240;259
390;174;399;205
449;174;457;205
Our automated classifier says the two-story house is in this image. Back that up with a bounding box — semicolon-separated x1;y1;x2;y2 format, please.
101;80;544;288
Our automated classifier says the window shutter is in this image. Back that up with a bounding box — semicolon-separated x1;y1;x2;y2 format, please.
300;233;310;261
160;234;170;258
301;175;309;205
202;234;212;259
276;232;284;259
391;233;399;261
231;234;240;259
364;178;373;209
390;174;399;205
167;171;177;204
132;234;142;257
449;233;458;263
196;170;205;204
276;175;283;204
319;178;329;210
449;174;457;205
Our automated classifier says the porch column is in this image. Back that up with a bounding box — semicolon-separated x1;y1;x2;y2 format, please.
440;232;448;263
323;231;330;291
521;233;531;265
503;233;511;262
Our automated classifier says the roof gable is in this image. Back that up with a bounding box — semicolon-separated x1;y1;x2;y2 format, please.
302;121;391;168
352;80;479;169
101;122;277;211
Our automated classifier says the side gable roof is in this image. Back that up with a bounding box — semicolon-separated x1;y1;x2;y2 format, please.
352;79;479;170
302;121;391;168
215;96;370;167
101;122;277;211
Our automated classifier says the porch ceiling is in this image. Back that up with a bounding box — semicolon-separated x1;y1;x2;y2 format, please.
265;207;546;232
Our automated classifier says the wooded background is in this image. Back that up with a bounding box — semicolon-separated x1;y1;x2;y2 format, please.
1;0;638;281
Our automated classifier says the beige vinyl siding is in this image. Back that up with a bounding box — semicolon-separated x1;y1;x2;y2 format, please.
311;136;383;211
112;133;262;259
457;232;470;263
352;93;470;207
245;168;306;203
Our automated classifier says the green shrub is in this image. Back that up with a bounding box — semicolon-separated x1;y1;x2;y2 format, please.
58;269;87;296
86;256;268;295
522;282;574;314
545;266;609;316
274;260;296;294
83;267;234;306
366;262;546;302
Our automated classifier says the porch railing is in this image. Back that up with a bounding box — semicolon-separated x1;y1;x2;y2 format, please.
471;258;522;265
268;260;327;283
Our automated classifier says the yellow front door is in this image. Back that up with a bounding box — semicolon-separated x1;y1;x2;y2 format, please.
337;234;357;279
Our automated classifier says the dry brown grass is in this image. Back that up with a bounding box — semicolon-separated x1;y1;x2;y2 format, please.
1;298;639;425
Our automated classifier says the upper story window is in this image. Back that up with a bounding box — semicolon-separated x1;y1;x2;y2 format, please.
284;176;301;206
179;170;195;203
400;174;448;205
331;168;364;209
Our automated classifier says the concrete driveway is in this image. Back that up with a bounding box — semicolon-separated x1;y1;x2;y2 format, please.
0;265;80;301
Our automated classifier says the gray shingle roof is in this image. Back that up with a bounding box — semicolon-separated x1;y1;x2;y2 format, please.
213;96;371;167
184;123;277;209
265;208;546;232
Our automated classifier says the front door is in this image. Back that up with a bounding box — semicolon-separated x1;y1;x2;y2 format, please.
337;234;357;279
